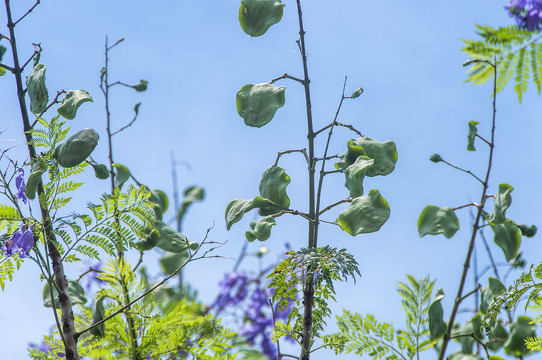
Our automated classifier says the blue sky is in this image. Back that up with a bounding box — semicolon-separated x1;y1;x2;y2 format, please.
1;1;541;359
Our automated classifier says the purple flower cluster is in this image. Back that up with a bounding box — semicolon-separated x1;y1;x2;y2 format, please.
1;224;35;258
212;271;292;360
212;271;250;312
506;0;542;31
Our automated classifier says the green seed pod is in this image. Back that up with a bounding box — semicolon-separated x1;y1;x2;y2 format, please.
55;128;99;168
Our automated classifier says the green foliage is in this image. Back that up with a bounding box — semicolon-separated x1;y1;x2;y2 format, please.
462;25;542;102
57;90;93;120
337;189;390;236
236;83;286;127
239;0;285;37
396;275;436;357
268;246;360;341
258;166;290;216
335;310;409;360
428;288;447;341
26;63;49;114
418;205;460;239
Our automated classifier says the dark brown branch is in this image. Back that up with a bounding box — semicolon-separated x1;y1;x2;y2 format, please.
0;61;14;72
20;42;41;71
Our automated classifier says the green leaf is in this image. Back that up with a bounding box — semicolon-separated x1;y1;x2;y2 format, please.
0;67;5;76
344;156;374;198
418;205;460;239
131;79;148;92
487;321;509;352
518;224;537;237
90;291;106;337
337;189;390;236
351;87;364;98
236;83;285;128
160;251;189;275
239;0;285;37
135;229;160;251
112;163;130;189
488;183;513;224
54;128;99;168
336;137;397;177
177;186;205;223
57;90;93;120
448;353;484;360
26;64;49;114
0;45;6;61
430;153;443;163
480;277;506;314
504;316;536;357
467;121;479;151
148;189;169;220
429;288;447;341
245;217;276;242
92;164;109;180
491;222;521;261
225;196;274;230
452;314;483;354
258;166;290;216
154;220;189;253
43;279;87;308
25;156;47;200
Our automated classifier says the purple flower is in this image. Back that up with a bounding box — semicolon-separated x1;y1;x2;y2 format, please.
15;168;27;204
2;224;35;258
212;272;250;312
506;0;542;31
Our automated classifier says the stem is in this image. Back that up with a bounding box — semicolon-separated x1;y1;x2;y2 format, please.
295;1;317;358
4;1;79;357
100;38;141;360
437;60;498;360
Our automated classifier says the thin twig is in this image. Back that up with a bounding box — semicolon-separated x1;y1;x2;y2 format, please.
112;103;141;135
0;61;14;73
31;90;66;128
20;43;41;71
475;134;491;146
269;72;305;85
319;198;352;216
459;284;481;302
13;0;40;25
77;225;214;338
452;202;479;211
274;148;308;166
440;159;484;185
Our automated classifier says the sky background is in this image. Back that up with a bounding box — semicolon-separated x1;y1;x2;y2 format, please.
1;1;541;359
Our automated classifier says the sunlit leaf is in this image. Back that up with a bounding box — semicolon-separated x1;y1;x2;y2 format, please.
488;183;513;224
429;288;447;341
154;220;190;253
57;90;93;120
351;87;364;98
467;120;479;151
336;137;397;177
25;156;47;200
112;163;130;189
239;0;285;37
55;128;99;168
225;196;273;230
491;222;521;261
259;166;290;216
92;164;109;180
344;156;374;198
131;79;148;92
337;189;390;236
418;205;459;239
236;83;285;127
246;217;276;242
26;64;49;114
